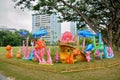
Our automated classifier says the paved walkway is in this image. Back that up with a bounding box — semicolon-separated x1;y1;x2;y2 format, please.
0;74;8;80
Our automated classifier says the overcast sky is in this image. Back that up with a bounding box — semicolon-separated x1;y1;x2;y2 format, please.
0;0;70;33
61;22;70;33
0;0;32;32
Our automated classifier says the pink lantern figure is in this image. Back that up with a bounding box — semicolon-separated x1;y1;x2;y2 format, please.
21;37;30;59
107;47;114;58
46;48;52;64
55;50;59;63
95;50;100;60
40;48;46;64
86;51;91;62
34;49;42;63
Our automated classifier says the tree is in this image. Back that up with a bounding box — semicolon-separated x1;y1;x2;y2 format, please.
0;30;21;46
0;29;32;46
13;0;120;51
0;31;8;46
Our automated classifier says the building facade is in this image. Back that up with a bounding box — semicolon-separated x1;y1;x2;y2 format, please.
32;14;61;44
70;22;77;36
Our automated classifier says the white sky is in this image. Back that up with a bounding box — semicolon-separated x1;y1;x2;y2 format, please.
0;0;32;32
61;22;70;34
0;0;70;33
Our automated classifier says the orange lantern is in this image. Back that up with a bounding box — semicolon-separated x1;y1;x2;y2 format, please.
16;51;21;59
6;45;11;51
5;45;12;58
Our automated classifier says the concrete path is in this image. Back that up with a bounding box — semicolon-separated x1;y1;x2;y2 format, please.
0;74;8;80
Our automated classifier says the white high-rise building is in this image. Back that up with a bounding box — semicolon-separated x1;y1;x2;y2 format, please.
70;22;77;36
32;14;61;44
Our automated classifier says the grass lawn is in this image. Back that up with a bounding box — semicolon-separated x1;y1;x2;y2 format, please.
0;46;120;80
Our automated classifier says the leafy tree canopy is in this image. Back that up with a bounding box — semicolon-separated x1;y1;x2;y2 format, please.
13;0;120;51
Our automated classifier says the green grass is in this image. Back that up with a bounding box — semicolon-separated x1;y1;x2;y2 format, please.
0;46;120;80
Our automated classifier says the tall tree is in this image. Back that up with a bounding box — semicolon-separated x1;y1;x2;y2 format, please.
13;0;120;51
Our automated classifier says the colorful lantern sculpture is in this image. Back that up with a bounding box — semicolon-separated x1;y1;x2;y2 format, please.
6;45;12;58
21;37;30;59
59;31;86;64
77;30;97;52
33;28;48;38
84;44;94;62
60;31;75;43
55;50;59;63
16;48;22;59
19;30;28;37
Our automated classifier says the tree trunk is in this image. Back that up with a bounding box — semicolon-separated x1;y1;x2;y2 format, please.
115;21;120;52
107;28;113;48
116;38;120;52
106;12;117;50
117;47;120;52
